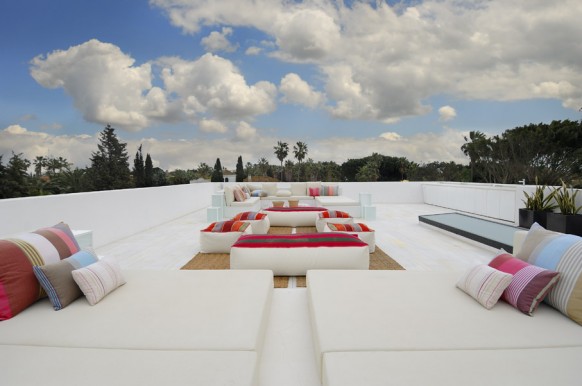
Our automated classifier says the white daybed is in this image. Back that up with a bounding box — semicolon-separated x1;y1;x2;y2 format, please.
0;270;273;386
307;227;582;385
307;270;582;386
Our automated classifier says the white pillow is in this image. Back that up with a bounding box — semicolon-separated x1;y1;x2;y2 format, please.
276;189;292;197
456;264;513;309
290;182;306;196
72;257;126;306
262;183;277;196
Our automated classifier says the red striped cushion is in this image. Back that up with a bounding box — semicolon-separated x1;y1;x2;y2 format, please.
489;252;560;315
232;233;367;248
202;221;250;233
0;222;80;320
319;210;351;219
232;212;267;221
327;223;372;232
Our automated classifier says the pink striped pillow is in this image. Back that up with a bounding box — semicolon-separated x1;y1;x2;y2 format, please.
489;252;560;315
308;187;320;196
233;186;246;202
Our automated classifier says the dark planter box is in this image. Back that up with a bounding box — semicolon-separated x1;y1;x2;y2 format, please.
519;209;551;229
547;213;582;236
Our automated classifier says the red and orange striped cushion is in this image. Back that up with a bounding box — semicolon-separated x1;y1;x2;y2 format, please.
202;221;250;233
232;212;267;221
319;210;351;219
0;222;80;320
327;223;372;232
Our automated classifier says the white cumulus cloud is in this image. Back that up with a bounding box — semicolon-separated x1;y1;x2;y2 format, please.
30;39;168;132
199;119;227;133
235;121;257;140
438;105;457;121
151;0;582;123
160;53;277;122
279;73;325;108
379;132;402;141
201;27;238;53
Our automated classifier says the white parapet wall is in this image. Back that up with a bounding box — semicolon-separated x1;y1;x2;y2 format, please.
338;181;425;204
421;182;542;224
0;183;218;247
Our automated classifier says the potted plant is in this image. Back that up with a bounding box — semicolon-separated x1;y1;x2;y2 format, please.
519;182;557;228
547;181;582;236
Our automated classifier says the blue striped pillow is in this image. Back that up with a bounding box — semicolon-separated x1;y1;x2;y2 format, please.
33;249;98;310
517;223;582;324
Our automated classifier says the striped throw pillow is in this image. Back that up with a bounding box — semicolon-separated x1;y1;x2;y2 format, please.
489;252;560;315
0;222;81;320
202;221;250;233
328;223;372;232
321;185;339;196
233;186;246;202
456;264;513;309
72;257;126;306
319;210;351;219
517;224;582;324
232;212;267;221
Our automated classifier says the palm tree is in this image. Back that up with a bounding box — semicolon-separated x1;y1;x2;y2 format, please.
33;156;46;177
273;141;289;181
293;141;308;164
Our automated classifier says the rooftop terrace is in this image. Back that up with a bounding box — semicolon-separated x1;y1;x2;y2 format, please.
0;181;551;385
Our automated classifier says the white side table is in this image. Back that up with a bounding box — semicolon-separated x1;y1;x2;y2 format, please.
73;230;93;250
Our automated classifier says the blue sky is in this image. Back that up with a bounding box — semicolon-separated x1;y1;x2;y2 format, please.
1;0;581;171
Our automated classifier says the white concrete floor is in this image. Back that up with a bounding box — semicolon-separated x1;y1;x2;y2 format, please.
95;204;496;386
97;203;494;272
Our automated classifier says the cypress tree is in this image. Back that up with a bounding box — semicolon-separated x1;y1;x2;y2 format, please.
133;145;145;187
145;154;154;187
236;155;245;182
211;158;224;182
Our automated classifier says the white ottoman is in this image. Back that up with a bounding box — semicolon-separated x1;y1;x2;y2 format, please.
199;221;252;253
315;210;354;232
231;211;271;235
323;223;376;252
230;233;369;276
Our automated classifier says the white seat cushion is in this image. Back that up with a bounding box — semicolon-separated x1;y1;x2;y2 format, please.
323;348;582;386
1;345;258;386
0;270;273;353
307;270;582;376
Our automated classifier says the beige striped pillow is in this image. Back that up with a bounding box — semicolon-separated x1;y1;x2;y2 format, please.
72;257;126;306
456;264;513;309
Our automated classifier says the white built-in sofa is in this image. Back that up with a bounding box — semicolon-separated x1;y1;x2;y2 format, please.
0;270;273;386
306;229;582;386
222;182;361;218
